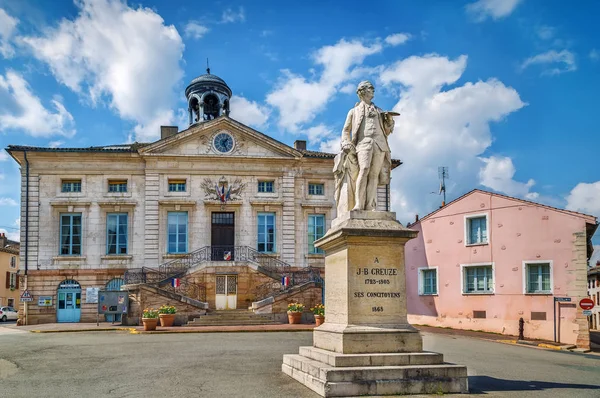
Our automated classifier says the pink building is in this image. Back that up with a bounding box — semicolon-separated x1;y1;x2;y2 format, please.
405;189;598;347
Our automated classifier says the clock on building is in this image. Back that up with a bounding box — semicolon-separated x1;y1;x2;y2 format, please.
213;132;234;153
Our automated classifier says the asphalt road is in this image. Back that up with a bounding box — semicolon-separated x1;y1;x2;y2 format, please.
0;330;598;398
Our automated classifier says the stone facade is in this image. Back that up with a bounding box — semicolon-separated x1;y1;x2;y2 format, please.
8;116;394;324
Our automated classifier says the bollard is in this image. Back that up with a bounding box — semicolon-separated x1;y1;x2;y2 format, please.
518;317;524;340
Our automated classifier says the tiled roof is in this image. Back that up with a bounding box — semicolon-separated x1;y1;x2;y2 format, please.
414;188;597;224
0;247;19;255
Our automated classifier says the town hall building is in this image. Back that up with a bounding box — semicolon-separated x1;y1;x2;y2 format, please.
7;71;395;325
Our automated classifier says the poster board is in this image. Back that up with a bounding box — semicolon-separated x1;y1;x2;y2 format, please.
86;287;99;304
97;290;129;315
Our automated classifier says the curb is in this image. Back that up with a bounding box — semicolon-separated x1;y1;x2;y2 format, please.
28;326;316;334
31;328;134;333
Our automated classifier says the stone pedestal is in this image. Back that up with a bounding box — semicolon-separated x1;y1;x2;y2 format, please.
282;211;468;397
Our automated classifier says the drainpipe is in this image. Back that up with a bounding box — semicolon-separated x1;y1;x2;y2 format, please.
23;150;29;325
385;184;390;212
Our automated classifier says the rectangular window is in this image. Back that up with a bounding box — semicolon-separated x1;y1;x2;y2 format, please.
526;263;551;294
7;298;14;307
107;213;128;255
10;256;16;268
168;179;186;192
308;214;325;254
167;212;188;253
419;268;438;295
463;265;493;293
9;273;17;288
60;213;82;255
308;183;324;195
108;180;128;193
61;180;81;193
258;181;274;193
466;215;487;245
257;212;275;253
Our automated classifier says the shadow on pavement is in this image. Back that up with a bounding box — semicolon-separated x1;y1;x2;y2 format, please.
468;376;600;394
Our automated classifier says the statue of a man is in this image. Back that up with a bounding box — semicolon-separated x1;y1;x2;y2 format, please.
337;81;395;211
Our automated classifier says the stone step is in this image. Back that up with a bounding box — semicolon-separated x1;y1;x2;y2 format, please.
186;319;281;326
195;314;275;320
298;346;444;367
282;354;468;397
283;354;468;383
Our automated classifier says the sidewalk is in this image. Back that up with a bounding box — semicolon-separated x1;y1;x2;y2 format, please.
2;321;595;353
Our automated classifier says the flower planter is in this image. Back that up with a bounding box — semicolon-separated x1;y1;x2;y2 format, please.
287;311;302;324
159;313;176;327
314;315;325;327
142;317;158;331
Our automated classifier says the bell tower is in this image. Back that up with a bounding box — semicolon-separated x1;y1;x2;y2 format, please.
185;65;232;125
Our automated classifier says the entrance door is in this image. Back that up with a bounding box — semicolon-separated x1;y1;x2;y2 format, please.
211;212;235;261
215;275;237;310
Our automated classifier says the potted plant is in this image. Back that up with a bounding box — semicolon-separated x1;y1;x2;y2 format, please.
141;308;159;331
287;302;304;324
311;304;325;326
158;305;177;327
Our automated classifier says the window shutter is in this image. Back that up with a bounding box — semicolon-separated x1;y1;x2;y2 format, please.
5;271;9;289
15;274;19;289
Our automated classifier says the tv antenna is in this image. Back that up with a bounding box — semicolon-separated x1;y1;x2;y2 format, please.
438;166;449;206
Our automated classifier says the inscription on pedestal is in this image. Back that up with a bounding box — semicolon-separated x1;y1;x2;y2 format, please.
352;259;402;315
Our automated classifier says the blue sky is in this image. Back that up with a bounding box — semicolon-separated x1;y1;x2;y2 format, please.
0;0;599;247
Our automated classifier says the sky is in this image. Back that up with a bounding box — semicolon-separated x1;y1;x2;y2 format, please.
0;0;599;249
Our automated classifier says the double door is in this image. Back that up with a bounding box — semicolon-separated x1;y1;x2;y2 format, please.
211;212;235;261
215;275;237;310
57;290;81;322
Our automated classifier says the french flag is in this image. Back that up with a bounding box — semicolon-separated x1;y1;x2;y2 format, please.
282;276;290;288
172;278;181;288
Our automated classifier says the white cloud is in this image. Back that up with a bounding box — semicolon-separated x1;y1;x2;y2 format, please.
221;7;245;23
0;8;18;58
466;0;523;22
229;95;270;129
521;49;577;76
21;0;184;142
48;140;65;148
590;49;599;61
380;54;526;222
184;21;209;39
305;123;335;146
537;25;555;40
0;197;18;206
566;181;600;216
266;39;382;132
0;151;8;161
0;70;75;137
132;109;176;142
478;156;537;197
384;33;411;46
0;218;20;241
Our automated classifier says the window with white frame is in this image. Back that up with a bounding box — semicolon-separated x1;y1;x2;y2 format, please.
10;256;16;268
258;181;274;193
525;262;551;294
257;212;275;253
308;214;325;254
61;179;81;193
419;268;438;295
167;212;188;253
107;213;128;255
466;215;487;245
308;183;324;195
9;272;17;288
463;264;493;293
60;213;82;255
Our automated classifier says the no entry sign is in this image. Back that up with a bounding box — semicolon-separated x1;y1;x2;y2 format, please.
579;298;594;310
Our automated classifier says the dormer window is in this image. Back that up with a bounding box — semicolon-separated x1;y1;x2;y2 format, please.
62;179;81;193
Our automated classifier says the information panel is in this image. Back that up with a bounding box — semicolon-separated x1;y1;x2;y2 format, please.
97;290;129;315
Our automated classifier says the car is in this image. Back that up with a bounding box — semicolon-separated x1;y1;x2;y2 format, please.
0;306;18;321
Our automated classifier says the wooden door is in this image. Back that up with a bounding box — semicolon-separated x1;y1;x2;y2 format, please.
211;212;235;261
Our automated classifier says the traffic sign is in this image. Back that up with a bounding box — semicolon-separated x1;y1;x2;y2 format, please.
583;310;592;316
20;289;33;302
554;297;571;302
579;298;594;310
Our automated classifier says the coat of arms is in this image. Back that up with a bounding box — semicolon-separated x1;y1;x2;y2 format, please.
201;176;246;205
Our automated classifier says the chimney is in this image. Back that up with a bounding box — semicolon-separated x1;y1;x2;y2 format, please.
415;214;419;223
294;140;307;150
161;126;178;140
0;232;6;248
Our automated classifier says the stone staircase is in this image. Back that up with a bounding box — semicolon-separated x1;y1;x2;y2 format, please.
186;309;282;326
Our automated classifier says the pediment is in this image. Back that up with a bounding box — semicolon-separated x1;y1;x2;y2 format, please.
139;117;300;159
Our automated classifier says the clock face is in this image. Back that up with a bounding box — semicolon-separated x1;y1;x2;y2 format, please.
213;132;234;153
